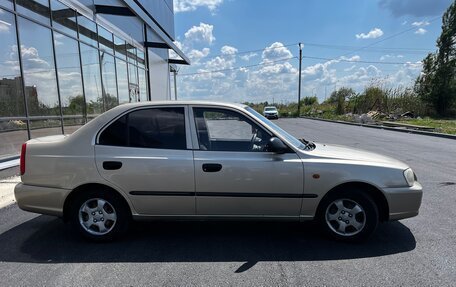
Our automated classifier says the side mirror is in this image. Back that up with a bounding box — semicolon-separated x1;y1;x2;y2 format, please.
268;137;288;154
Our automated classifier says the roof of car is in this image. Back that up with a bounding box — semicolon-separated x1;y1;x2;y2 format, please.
110;100;247;112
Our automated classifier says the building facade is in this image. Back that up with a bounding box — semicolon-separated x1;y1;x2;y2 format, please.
0;0;188;159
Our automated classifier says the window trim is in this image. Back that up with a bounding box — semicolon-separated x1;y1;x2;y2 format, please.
190;105;277;153
96;105;191;150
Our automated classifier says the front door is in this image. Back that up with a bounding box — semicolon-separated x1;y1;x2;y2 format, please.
95;106;195;215
191;107;304;217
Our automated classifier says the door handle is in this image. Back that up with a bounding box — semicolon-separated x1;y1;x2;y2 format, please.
202;163;222;172
103;161;122;170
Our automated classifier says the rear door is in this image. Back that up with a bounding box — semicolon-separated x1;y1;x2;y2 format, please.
95;105;195;215
191;106;304;217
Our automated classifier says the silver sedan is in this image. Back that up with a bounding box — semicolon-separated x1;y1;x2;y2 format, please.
14;101;422;242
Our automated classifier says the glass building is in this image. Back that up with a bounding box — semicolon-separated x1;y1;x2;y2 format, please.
0;0;189;160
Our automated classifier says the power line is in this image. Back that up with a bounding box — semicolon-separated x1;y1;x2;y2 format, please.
338;15;441;58
302;42;433;52
302;55;415;65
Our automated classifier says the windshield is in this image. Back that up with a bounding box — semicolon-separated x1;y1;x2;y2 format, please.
246;107;306;150
264;107;276;111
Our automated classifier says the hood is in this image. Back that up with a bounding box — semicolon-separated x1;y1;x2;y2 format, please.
308;143;409;169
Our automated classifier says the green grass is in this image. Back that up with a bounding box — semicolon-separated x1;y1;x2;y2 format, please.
396;118;456;135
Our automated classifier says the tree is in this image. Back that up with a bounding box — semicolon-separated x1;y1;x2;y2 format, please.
302;96;318;106
328;87;355;114
415;1;456;116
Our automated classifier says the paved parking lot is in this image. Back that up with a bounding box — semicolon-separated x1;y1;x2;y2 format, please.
0;118;455;286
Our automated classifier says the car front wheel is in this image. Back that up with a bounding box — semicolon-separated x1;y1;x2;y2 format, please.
317;189;379;242
70;190;130;241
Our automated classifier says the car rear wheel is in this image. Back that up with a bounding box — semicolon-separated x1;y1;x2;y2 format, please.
317;189;378;242
70;189;130;241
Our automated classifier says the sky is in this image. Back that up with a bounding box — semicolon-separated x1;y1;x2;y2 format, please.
171;0;453;104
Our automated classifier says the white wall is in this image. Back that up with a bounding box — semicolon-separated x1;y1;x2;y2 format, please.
148;49;171;101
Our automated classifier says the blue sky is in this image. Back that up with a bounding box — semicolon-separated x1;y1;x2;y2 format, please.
172;0;453;103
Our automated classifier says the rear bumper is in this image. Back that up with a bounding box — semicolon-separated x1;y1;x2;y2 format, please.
383;181;423;220
14;183;70;217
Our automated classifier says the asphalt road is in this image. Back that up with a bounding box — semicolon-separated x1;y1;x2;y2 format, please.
0;118;455;286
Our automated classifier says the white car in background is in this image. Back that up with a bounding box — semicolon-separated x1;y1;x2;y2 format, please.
263;106;279;119
14;101;422;242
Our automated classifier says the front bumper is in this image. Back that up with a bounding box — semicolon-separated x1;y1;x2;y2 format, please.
14;183;70;217
264;114;278;119
383;181;423;220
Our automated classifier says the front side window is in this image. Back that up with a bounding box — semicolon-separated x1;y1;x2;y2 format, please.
193;108;271;152
99;107;186;150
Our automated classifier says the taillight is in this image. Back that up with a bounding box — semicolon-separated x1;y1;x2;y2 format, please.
20;143;26;175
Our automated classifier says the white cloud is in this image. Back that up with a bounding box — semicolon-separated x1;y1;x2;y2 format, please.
344;65;357;72
184;22;215;45
240;52;257;61
380;54;404;60
415;28;427;35
340;55;361;62
356;28;384;39
0;19;11;33
412;21;430;27
262;42;293;62
174;0;223;13
188;48;210;64
221;45;238;55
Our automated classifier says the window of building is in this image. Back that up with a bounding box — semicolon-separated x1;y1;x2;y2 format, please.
99;108;186;150
77;15;97;47
29;118;62;138
137;48;145;68
0;8;28;156
128;62;139;102
0;0;13;10
0;9;25;118
193;108;271;152
51;0;77;38
116;58;129;104
54;32;84;116
138;68;148;101
114;36;127;60
127;43;136;64
80;43;102;116
98;26;114;54
18;17;60;117
16;0;50;26
100;51;118;110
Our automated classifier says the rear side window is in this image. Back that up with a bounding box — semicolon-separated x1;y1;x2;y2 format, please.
99;107;186;149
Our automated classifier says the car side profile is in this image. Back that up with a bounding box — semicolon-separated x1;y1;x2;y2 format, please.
263;106;279;119
14;101;422;242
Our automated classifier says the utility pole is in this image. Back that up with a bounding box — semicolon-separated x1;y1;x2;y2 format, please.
297;42;302;116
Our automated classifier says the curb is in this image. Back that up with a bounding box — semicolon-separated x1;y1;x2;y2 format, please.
300;116;456;140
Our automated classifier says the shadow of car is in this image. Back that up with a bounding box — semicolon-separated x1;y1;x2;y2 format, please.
0;215;416;272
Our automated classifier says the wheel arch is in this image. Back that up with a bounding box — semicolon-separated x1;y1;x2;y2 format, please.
317;181;389;222
63;183;132;222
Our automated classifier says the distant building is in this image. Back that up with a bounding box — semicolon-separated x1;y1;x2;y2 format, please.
0;0;189;158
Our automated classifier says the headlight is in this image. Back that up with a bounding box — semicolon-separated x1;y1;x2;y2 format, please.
403;168;415;187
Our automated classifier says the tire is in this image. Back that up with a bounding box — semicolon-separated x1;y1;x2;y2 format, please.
317;188;379;242
69;188;130;241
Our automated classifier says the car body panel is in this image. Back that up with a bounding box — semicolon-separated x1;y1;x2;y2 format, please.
95;145;195;215
193;150;304;216
14;101;422;223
